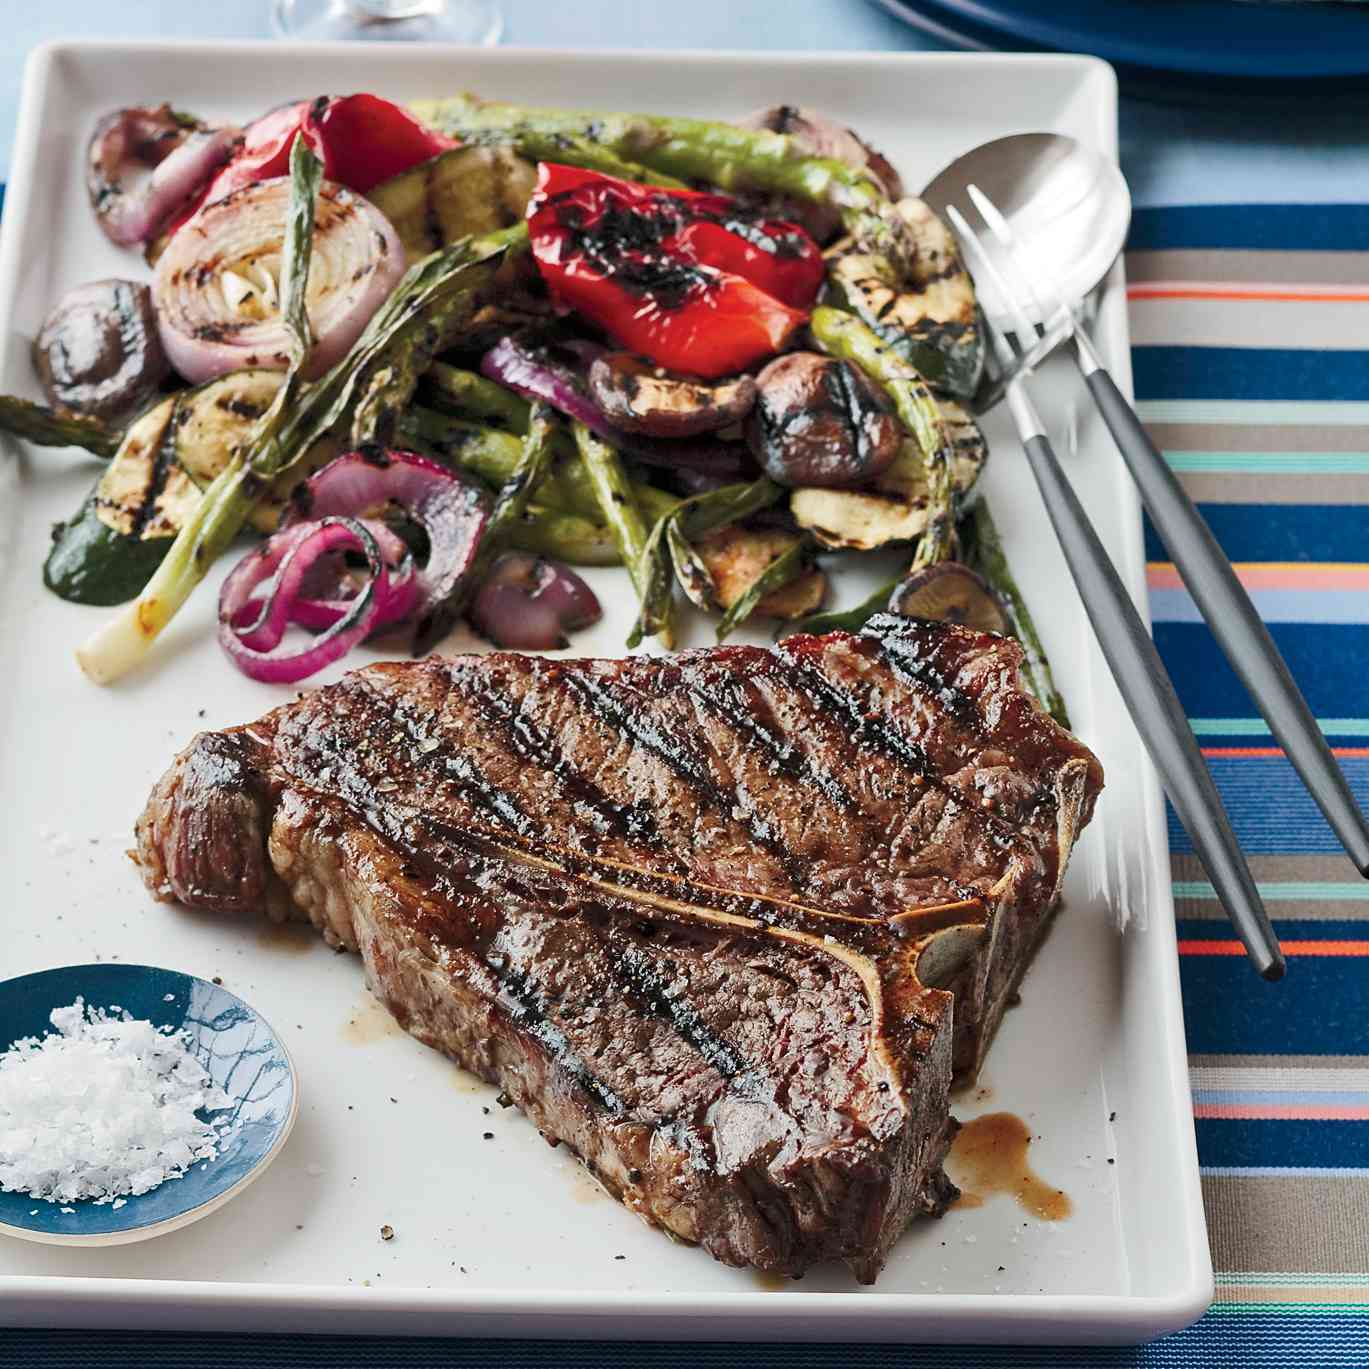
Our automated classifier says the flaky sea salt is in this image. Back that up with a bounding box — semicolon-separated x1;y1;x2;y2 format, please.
0;999;233;1206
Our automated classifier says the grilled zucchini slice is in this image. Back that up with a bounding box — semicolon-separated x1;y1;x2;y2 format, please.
366;145;538;258
824;196;984;400
790;397;986;552
693;525;827;621
44;370;337;605
44;397;187;605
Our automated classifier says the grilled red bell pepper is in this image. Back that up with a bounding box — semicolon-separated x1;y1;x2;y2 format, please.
526;163;824;378
163;94;455;239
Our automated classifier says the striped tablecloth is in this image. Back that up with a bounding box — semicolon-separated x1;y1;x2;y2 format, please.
1;202;1367;1369
1126;201;1369;1363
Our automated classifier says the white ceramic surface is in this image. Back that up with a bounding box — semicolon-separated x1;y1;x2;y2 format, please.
0;41;1210;1343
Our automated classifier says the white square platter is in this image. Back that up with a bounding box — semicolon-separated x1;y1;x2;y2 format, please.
0;40;1210;1344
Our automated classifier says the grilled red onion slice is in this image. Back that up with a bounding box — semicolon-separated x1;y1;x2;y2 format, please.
87;106;239;247
481;337;750;479
470;552;602;650
218;517;416;683
154;177;405;384
283;448;489;616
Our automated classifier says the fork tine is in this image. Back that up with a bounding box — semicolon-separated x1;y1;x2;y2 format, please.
943;205;1030;370
958;188;1044;349
965;184;1064;334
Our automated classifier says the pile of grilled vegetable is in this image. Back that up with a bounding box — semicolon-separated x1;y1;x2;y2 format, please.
0;90;1063;719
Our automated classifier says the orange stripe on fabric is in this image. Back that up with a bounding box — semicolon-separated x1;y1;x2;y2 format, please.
1148;562;1369;592
1179;939;1369;957
1194;1102;1369;1121
1128;285;1369;303
1197;746;1369;759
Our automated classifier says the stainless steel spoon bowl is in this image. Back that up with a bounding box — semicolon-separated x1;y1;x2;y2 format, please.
921;133;1132;327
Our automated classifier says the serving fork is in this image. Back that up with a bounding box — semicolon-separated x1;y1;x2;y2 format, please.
945;195;1287;980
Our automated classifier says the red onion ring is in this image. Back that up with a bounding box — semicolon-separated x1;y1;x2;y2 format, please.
283;448;489;616
154;177;405;384
218;517;415;683
87;107;239;247
480;337;750;479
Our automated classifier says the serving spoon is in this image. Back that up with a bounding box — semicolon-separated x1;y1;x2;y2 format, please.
927;133;1369;879
923;133;1369;963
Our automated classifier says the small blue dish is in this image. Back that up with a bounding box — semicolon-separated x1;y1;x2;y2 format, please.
0;964;298;1246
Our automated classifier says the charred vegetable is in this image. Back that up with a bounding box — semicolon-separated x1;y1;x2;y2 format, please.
412;404;559;654
960;500;1069;727
888;561;1007;633
574;421;671;648
470;551;602;650
399;408;677;528
366;145;537;258
738;106;902;200
745;351;900;488
0;396;120;459
79;160;528;683
526;163;821;379
32;279;170;422
587;353;756;438
153;175;406;384
87;105;238;247
695;524;826;629
824;196;983;399
735;106;902;242
480;336;750;478
790;394;986;551
44;397;187;605
793;308;981;555
412;93;917;287
633;475;790;639
42;370;332;605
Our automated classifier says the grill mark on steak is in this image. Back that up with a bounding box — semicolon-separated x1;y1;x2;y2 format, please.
350;674;539;840
686;676;858;813
492;960;628;1115
782;651;935;781
562;670;811;887
610;940;761;1095
875;629;980;730
444;659;673;853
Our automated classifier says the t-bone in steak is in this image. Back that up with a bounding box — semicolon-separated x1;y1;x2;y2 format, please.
135;615;1102;1282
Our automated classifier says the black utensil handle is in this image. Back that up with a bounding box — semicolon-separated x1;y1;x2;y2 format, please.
1022;432;1284;980
1085;367;1369;877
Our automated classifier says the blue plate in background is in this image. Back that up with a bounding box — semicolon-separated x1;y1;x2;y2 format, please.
874;0;1369;83
0;964;297;1246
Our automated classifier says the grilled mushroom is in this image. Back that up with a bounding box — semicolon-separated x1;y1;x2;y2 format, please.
31;278;170;421
745;351;901;488
889;562;1008;634
588;352;756;438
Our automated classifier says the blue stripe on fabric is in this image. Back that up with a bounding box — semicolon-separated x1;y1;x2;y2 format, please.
9;1319;1369;1368
1179;919;1369;941
1151;587;1369;626
1177;919;1369;1057
1195;1091;1369;1108
1129;203;1369;253
1133;348;1369;404
1143;507;1369;566
1166;758;1369;855
1153;623;1369;725
1195;1118;1369;1170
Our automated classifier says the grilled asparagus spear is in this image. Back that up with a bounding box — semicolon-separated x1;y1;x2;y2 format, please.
0;396;121;459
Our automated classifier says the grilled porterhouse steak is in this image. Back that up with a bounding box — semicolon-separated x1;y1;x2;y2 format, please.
136;615;1102;1281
